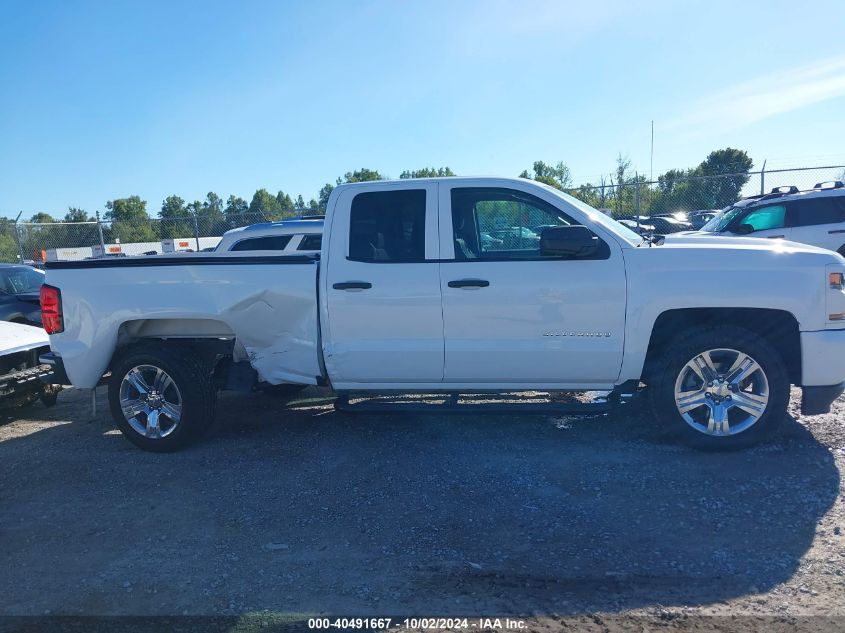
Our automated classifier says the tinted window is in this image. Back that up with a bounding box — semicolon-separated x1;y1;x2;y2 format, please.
298;234;322;250
0;267;45;294
230;235;292;251
451;187;584;260
739;205;786;232
349;190;426;262
789;197;845;227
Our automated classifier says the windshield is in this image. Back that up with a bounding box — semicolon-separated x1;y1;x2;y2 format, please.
0;267;45;294
701;205;744;232
547;188;644;245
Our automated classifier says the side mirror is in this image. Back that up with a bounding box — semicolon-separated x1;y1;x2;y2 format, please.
540;225;599;258
732;223;754;235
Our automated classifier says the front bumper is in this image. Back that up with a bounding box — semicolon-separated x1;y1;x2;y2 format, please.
802;382;845;415
799;329;845;415
801;330;845;387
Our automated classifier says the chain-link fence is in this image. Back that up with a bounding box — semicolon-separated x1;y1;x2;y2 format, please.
2;165;843;263
564;165;845;232
0;210;320;263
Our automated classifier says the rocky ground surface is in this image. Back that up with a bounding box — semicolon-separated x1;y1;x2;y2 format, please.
1;386;843;632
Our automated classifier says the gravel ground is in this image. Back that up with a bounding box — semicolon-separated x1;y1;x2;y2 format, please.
1;386;844;631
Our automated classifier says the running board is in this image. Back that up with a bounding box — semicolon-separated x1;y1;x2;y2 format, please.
333;391;635;415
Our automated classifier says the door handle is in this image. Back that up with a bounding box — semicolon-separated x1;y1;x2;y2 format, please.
766;235;785;239
333;281;372;290
448;279;490;289
829;229;845;235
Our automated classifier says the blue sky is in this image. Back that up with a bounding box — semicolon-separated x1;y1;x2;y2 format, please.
2;0;845;219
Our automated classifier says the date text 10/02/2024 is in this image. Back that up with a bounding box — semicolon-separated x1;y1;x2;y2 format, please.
307;618;527;630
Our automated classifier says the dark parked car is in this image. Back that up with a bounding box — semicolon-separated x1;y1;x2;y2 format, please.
647;214;694;234
688;210;719;230
0;265;45;326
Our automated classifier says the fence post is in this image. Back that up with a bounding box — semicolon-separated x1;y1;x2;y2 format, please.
193;216;200;252
760;159;766;195
13;213;26;263
635;178;641;221
95;211;106;253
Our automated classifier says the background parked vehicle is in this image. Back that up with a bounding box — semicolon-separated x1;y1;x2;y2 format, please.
647;214;694;234
487;226;540;250
618;219;656;235
215;216;323;253
0;265;45;326
688;210;720;230
692;182;845;255
0;320;61;409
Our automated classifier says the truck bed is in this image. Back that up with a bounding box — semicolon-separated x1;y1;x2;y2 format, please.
44;253;322;389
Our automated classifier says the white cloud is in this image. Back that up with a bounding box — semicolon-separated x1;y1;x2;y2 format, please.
665;55;845;137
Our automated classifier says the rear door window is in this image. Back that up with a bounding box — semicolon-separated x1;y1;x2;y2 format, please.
348;190;426;262
298;234;322;250
230;235;292;251
788;197;845;227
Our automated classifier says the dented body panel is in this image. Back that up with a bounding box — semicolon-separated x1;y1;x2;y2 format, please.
44;255;321;388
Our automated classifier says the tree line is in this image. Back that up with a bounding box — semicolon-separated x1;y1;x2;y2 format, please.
2;150;753;259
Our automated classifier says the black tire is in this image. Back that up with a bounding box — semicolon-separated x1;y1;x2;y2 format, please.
108;343;217;452
648;325;789;450
260;383;308;397
40;385;61;407
837;245;845;258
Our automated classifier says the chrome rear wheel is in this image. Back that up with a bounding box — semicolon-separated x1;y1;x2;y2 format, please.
119;364;183;439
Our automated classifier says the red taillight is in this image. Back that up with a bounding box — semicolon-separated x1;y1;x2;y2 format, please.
39;284;64;334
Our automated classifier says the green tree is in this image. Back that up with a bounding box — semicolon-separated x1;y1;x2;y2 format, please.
224;195;249;225
159;195;191;238
59;207;99;249
30;212;55;223
248;189;281;222
0;218;20;262
694;148;753;209
65;207;93;222
342;168;384;183
649;148;753;214
197;192;225;236
275;191;295;219
316;169;385;212
294;194;306;210
519;161;572;190
400;167;455;179
317;183;334;211
105;196;156;243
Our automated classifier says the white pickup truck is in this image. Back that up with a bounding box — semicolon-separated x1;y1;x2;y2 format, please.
40;177;845;451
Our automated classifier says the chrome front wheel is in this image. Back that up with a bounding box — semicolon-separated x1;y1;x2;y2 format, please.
673;348;769;437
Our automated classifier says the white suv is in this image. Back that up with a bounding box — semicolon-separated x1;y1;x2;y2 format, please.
693;181;845;256
215;216;323;253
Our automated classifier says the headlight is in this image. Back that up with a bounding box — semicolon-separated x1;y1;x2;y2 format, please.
828;266;845;323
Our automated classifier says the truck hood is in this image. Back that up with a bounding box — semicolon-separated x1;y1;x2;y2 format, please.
0;321;49;355
659;234;835;256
